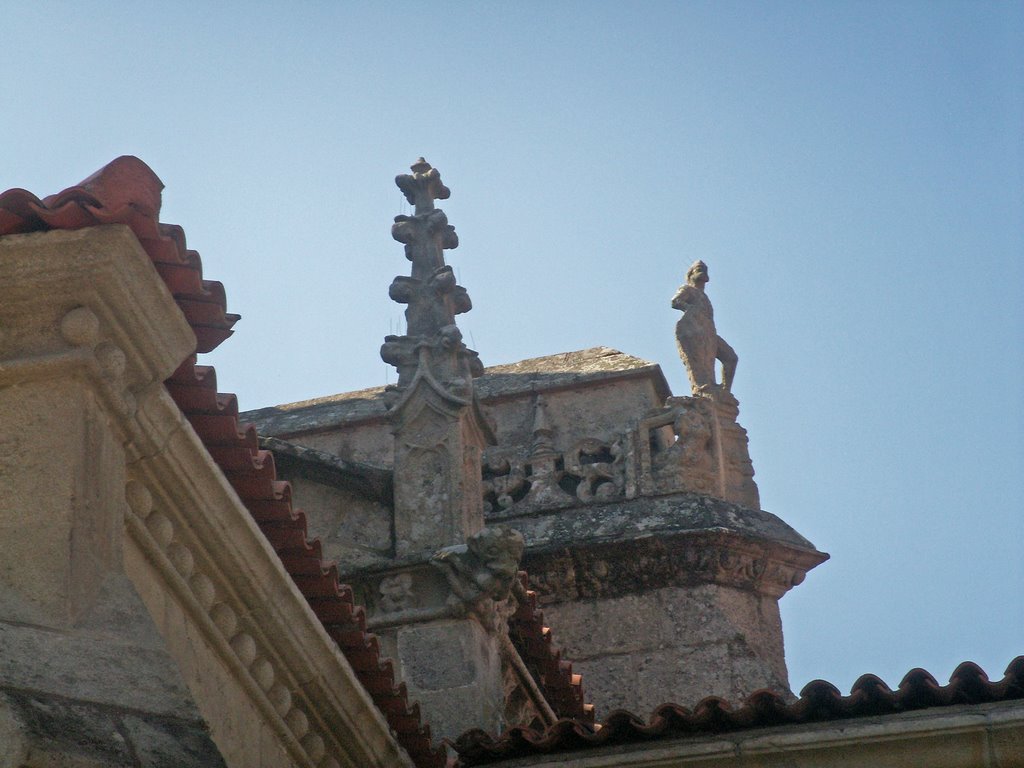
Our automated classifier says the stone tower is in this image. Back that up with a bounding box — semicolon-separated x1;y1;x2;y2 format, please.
243;169;828;723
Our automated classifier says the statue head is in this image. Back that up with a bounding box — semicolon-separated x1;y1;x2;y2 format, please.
467;526;525;580
687;260;709;287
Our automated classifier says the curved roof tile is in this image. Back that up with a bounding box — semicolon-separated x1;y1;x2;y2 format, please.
451;656;1024;765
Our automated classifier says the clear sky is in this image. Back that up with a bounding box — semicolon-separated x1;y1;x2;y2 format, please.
4;1;1022;701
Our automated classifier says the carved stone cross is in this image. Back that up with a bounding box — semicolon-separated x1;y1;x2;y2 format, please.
395;157;451;215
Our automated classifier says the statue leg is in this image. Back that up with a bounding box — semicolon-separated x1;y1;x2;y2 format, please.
716;336;737;392
677;332;715;394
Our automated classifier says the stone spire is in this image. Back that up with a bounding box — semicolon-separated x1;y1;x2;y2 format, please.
380;159;494;558
381;158;483;395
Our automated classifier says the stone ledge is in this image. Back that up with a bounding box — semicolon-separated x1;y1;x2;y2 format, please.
494;493;825;602
523;529;825;602
496;492;818;552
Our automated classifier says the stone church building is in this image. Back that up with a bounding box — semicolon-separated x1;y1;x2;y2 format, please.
0;156;1020;767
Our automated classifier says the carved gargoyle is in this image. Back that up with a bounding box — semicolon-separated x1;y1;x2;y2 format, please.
431;526;526;609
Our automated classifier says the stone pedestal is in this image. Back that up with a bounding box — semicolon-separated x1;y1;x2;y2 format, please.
637;393;759;510
390;380;492;559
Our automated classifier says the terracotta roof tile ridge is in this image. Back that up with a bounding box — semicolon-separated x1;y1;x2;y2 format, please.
167;347;448;768
508;572;594;723
0;157;238;354
451;655;1024;765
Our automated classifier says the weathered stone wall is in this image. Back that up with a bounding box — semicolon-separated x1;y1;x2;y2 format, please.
0;574;225;768
377;619;506;741
288;477;393;568
538;584;789;716
242;349;672;474
296;420;394;467
247;345;824;723
485;377;665;449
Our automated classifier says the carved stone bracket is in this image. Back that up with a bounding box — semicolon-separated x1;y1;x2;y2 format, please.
431;526;525;607
351;526;526;635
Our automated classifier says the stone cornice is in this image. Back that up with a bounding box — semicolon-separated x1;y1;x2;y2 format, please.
460;699;1024;767
522;528;826;602
499;492;821;552
499;493;827;601
0;225;195;390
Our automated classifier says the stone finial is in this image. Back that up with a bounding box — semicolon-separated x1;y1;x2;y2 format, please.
396;158;451;215
671;260;738;396
383;160;495;560
382;159;481;393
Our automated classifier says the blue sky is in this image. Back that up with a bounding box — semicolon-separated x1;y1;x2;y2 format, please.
4;2;1021;699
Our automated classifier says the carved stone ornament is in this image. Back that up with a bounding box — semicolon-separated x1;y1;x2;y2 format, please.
672;260;738;396
482;396;625;517
431;526;525;610
381;158;481;396
378;572;415;613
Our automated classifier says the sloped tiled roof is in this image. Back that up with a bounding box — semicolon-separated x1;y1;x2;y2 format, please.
451;656;1024;765
0;157;446;768
167;358;446;767
508;573;592;724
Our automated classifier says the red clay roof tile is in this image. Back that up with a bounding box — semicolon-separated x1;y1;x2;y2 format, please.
509;573;593;723
451;656;1024;766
